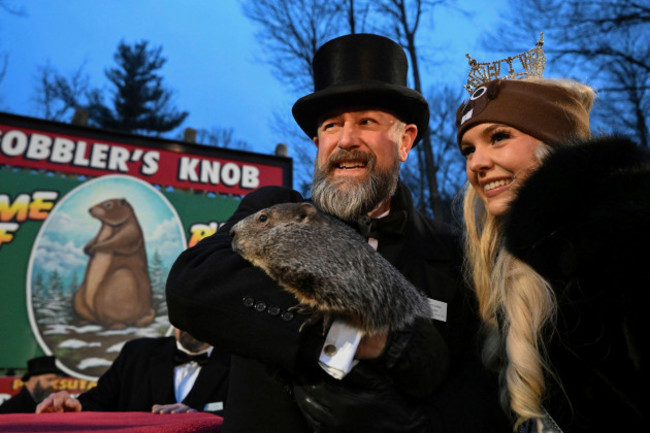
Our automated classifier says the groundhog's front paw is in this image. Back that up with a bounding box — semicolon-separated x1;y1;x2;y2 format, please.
289;304;319;332
298;314;324;333
289;303;316;315
289;304;332;334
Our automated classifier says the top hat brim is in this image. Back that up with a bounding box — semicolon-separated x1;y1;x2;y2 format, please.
292;82;429;145
21;364;64;382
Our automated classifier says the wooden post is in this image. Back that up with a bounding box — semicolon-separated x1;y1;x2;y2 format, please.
275;143;288;157
71;109;89;126
184;127;197;143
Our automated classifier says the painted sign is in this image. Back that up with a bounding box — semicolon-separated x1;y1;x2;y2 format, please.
0;112;292;381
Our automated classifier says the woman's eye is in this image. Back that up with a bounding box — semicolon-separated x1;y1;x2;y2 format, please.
491;131;510;142
460;146;474;158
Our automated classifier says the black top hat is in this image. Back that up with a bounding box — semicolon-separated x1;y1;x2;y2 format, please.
21;356;63;382
292;33;429;144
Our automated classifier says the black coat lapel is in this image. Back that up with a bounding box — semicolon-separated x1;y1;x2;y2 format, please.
182;351;229;410
149;339;176;404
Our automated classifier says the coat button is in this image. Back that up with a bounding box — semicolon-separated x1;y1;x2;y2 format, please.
323;344;337;356
242;296;255;308
281;311;294;322
267;306;281;316
254;301;267;312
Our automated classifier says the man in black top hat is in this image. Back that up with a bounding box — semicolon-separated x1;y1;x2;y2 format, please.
166;33;508;432
0;356;62;413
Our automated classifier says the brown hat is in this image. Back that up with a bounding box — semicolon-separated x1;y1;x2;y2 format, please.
21;356;63;382
456;79;591;146
292;33;429;144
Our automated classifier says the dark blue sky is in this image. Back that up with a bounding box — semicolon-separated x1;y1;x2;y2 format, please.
0;0;508;155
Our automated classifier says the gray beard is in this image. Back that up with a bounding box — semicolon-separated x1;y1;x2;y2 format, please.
311;149;400;222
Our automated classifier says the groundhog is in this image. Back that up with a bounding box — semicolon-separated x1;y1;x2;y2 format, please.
230;202;431;335
73;198;155;329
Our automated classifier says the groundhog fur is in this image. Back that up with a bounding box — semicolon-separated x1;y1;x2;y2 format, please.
230;202;431;335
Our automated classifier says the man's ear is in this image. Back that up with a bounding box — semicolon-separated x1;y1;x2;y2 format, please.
313;136;319;147
399;124;417;162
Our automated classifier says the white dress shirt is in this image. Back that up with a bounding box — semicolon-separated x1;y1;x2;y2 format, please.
173;343;213;402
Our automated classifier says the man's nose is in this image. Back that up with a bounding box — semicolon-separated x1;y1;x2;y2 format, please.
338;123;359;150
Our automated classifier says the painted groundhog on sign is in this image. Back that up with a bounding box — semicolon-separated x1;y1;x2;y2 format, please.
73;198;155;329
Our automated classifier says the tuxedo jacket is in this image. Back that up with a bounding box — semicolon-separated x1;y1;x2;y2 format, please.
0;386;36;414
167;181;509;432
78;336;229;414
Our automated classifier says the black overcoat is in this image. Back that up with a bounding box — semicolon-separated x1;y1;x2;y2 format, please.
166;181;508;432
0;386;37;414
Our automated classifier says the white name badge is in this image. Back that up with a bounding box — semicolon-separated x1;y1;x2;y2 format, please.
427;298;447;322
203;401;223;412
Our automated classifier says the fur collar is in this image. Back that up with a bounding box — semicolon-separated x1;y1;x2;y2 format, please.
503;135;650;282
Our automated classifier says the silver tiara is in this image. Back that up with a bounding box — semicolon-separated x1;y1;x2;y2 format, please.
464;32;546;94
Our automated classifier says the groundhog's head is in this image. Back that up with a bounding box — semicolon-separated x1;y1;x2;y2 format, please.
230;202;322;260
89;198;135;226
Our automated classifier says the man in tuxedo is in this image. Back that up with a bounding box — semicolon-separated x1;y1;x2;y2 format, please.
0;356;63;413
36;328;229;415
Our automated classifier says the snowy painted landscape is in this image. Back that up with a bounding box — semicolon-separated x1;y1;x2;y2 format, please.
32;285;171;380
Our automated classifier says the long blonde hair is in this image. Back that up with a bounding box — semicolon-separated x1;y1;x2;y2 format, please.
460;78;595;430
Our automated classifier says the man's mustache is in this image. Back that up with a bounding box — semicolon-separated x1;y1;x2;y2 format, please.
325;149;375;171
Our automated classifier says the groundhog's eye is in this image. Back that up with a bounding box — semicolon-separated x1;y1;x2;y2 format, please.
258;214;268;223
104;203;113;209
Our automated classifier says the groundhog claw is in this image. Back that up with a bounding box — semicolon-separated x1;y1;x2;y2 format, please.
288;303;321;332
298;313;323;333
288;303;315;315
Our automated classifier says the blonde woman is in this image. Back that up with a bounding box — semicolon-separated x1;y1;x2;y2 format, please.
456;77;649;432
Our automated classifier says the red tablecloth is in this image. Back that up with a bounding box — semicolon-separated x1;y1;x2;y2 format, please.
0;411;222;433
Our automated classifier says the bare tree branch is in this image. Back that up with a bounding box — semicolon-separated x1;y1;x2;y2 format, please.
242;0;349;93
0;0;27;16
482;0;650;147
32;62;90;121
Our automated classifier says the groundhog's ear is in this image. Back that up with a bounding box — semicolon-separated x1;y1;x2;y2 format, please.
296;203;318;222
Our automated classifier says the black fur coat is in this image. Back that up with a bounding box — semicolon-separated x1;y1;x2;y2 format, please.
503;136;649;432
